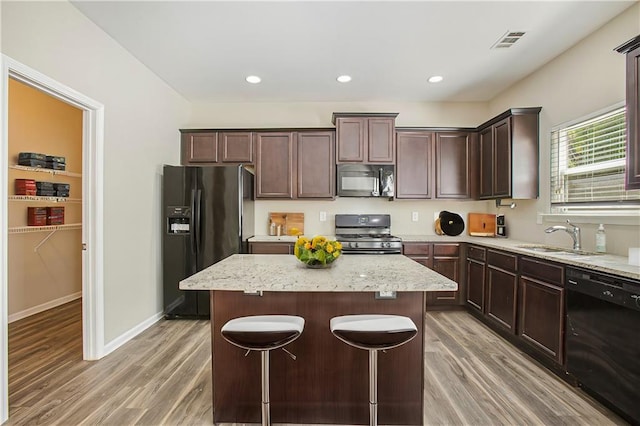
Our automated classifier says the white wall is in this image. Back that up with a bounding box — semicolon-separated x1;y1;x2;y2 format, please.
188;100;488;128
1;1;190;342
488;3;640;255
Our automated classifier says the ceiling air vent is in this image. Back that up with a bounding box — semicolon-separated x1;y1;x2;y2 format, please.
491;31;526;49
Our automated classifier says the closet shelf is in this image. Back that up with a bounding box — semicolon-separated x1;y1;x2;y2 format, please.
8;195;82;203
9;223;82;234
10;164;81;178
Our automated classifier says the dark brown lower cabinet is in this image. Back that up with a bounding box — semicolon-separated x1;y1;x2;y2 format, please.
466;258;486;313
485;250;518;334
249;242;294;254
518;257;565;364
403;242;463;309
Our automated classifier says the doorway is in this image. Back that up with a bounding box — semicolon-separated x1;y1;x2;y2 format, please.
0;55;105;423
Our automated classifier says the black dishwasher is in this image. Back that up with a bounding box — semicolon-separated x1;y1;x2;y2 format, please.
565;267;640;425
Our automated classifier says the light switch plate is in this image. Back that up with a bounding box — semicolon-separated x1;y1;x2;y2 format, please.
412;212;419;222
319;211;327;222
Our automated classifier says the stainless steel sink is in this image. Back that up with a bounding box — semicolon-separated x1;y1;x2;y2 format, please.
516;244;601;256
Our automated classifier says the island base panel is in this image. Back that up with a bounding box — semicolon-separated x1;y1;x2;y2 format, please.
210;291;424;425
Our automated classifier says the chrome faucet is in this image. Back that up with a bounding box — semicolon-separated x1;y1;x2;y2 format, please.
545;220;581;250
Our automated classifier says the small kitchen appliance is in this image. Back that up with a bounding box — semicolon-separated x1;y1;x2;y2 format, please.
335;214;402;254
336;164;394;198
496;214;506;237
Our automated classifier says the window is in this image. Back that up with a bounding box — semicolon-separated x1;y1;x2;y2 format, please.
550;105;640;212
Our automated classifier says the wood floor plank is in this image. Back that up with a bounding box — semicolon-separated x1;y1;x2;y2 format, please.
6;300;627;426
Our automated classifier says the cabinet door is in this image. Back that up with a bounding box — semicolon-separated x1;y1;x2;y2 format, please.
220;132;253;163
626;45;640;189
429;257;460;305
336;117;366;163
297;131;335;198
478;127;494;198
486;266;518;333
403;243;431;267
182;132;218;164
368;117;395;163
493;118;512;198
435;132;471;199
518;276;564;364
249;242;293;254
396;132;433;199
466;258;485;313
255;132;295;198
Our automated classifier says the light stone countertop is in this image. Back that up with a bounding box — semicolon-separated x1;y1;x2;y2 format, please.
248;235;336;243
179;254;458;292
398;235;640;281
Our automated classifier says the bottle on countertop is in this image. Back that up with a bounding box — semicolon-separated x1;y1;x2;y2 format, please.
269;221;276;236
595;224;606;253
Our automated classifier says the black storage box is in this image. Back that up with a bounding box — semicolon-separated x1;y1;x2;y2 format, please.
52;183;70;191
35;181;54;190
19;152;46;161
18;159;46;168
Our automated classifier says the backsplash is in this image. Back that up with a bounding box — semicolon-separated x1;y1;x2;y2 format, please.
254;198;494;237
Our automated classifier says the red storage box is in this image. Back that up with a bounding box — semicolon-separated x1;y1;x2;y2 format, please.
46;207;65;225
15;179;37;196
27;207;48;226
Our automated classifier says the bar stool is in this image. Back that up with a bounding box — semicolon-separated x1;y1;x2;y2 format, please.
221;315;304;426
330;314;418;426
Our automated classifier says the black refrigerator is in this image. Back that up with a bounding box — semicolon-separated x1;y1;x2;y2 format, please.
162;165;254;319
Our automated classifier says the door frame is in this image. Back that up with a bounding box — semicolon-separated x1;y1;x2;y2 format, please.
0;55;105;423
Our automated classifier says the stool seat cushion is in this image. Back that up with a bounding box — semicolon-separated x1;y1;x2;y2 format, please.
330;314;417;350
221;315;305;351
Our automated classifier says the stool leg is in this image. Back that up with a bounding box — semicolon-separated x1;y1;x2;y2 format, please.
369;349;378;426
261;351;271;426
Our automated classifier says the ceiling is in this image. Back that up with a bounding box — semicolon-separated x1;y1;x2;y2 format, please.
71;1;636;103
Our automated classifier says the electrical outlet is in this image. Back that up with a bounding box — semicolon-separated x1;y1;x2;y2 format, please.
536;212;543;225
375;291;397;299
319;211;327;222
412;211;419;222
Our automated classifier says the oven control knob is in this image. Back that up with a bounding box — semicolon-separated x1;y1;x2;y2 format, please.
354;242;359;248
383;242;391;248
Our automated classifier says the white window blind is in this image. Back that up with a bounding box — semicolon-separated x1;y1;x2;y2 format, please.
550;106;640;210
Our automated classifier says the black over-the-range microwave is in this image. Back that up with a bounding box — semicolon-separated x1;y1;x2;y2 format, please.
336;164;395;198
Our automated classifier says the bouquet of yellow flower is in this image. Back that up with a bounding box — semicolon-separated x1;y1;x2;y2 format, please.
294;235;342;267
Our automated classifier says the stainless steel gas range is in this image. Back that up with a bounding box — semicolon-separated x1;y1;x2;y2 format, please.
335;214;402;254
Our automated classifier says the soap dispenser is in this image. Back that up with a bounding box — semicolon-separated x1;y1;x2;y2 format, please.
595;224;606;253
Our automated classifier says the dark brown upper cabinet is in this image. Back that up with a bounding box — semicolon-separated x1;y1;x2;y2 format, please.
396;131;433;199
254;130;335;200
220;132;253;163
476;108;541;200
396;130;472;200
332;113;398;164
435;132;473;199
181;131;254;165
255;132;296;199
181;132;219;164
296;131;335;199
616;35;640;190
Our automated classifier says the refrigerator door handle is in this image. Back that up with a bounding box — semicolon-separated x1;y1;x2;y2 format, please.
195;189;202;255
190;189;197;256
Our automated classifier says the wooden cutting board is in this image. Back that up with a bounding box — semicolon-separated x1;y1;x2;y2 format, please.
467;213;496;237
269;212;304;236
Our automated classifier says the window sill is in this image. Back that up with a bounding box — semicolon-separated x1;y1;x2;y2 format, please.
539;212;640;226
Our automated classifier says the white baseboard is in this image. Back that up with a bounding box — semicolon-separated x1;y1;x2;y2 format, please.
8;292;82;323
101;311;164;357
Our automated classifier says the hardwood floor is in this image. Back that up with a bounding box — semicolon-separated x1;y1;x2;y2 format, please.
6;301;626;425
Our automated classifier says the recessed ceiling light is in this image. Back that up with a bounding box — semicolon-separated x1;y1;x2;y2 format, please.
246;75;261;84
337;75;352;83
428;75;444;83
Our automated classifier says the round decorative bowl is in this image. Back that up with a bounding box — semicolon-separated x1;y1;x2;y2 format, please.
302;260;336;269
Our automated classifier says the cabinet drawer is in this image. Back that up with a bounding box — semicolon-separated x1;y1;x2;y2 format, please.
403;243;431;256
520;257;563;286
487;249;517;272
467;245;486;261
433;243;459;257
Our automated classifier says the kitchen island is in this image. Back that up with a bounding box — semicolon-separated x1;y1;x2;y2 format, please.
180;254;457;425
